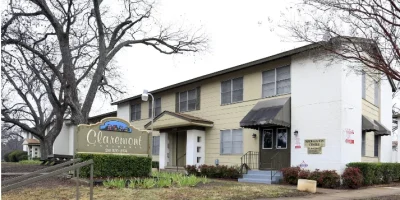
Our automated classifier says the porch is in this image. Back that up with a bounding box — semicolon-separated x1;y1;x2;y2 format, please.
144;111;213;169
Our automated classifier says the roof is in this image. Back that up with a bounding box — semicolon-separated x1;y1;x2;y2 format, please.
88;111;117;120
240;97;291;129
111;38;397;105
23;138;40;145
111;43;321;105
144;110;213;129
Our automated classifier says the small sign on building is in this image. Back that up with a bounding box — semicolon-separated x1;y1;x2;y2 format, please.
304;139;325;154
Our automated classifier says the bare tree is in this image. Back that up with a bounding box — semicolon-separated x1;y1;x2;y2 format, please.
279;0;400;82
1;0;207;158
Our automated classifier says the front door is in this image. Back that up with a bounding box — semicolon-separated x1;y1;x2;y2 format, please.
259;127;291;169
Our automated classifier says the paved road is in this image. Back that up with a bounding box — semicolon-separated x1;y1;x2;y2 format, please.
260;186;400;200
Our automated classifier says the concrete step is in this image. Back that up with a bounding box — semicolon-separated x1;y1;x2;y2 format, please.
247;170;282;176
243;174;280;180
238;178;272;184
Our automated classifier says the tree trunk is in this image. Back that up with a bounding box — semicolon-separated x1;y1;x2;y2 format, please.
39;139;54;160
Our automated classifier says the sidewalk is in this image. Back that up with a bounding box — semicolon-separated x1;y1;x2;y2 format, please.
260;186;400;200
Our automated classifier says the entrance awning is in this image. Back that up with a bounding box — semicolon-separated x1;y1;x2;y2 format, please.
374;120;391;136
240;97;291;129
362;115;391;136
144;111;213;131
362;115;379;132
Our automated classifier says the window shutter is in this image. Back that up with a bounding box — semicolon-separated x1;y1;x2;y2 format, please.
175;92;179;112
196;86;201;110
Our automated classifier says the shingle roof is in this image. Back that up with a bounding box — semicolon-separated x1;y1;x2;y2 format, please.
144;110;213;129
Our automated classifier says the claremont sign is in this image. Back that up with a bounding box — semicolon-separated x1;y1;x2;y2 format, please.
75;117;150;155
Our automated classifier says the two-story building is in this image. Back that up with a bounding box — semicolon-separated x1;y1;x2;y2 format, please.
109;42;395;173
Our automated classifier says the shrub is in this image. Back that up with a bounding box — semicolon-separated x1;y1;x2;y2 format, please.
281;167;300;185
346;162;400;185
8;150;28;162
3;151;12;162
103;178;126;188
152;161;159;169
185;165;198;176
76;153;152;178
319;170;340;188
342;167;364;189
308;169;322;186
197;165;240;179
298;169;311;179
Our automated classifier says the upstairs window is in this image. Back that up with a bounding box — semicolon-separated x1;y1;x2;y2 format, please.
221;77;243;105
130;103;141;121
177;87;200;112
149;98;162;118
262;66;291;98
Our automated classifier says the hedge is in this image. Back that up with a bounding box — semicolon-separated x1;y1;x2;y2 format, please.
8;150;28;162
76;153;152;178
184;164;240;179
347;162;400;185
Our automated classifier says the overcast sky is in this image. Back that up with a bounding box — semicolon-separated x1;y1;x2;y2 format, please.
91;0;306;115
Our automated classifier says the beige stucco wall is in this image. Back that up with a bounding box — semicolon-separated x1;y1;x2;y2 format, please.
361;74;380;162
118;58;291;166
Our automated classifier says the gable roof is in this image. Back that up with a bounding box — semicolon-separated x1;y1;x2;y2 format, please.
144;110;213;129
111;39;397;105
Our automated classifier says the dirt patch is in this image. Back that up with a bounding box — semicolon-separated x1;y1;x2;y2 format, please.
360;195;400;200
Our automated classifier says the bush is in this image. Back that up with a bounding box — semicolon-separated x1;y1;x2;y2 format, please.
76;153;152;178
8;150;28;162
185;165;198;176
281;167;300;185
3;151;12;162
152;161;159;169
308;169;322;186
319;170;340;188
342;167;364;189
346;162;400;186
298;169;310;179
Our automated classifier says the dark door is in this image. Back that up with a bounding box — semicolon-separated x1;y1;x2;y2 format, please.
259;127;291;169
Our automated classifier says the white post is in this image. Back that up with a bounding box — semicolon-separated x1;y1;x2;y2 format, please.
159;132;169;169
186;130;205;167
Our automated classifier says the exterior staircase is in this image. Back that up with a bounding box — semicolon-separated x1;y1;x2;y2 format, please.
238;170;282;184
160;166;187;174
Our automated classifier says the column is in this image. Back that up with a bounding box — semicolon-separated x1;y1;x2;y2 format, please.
186;129;205;166
159;132;169;169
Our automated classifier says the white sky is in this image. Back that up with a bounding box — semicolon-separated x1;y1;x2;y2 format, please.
91;0;304;115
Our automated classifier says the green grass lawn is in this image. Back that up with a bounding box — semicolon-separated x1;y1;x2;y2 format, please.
2;180;307;200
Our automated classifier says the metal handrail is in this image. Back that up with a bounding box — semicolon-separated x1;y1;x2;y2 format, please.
240;151;259;174
269;152;281;183
2;159;94;200
176;153;186;171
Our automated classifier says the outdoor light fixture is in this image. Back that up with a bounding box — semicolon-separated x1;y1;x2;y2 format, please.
141;89;149;101
215;159;219;166
294;130;299;136
252;133;256;139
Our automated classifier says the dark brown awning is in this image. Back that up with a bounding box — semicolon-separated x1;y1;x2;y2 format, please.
240;97;290;129
374;120;391;136
362;115;379;132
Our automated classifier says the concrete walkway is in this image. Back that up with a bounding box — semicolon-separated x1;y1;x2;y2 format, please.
262;186;400;200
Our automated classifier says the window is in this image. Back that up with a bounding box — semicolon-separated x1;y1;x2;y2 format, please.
152;136;160;155
262;66;291;98
221;77;243;104
362;132;366;156
197;157;201;163
220;129;243;154
374;81;380;107
179;89;197;112
197;147;201;153
262;129;273;149
374;135;380;157
362;73;366;99
130;104;141;121
149;98;162;118
276;128;288;149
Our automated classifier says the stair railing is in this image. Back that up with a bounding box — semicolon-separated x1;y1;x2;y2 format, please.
176;153;186;172
240;151;259;174
269;152;282;183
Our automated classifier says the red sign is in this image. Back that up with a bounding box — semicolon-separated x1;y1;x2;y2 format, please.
295;145;301;149
345;139;354;144
345;129;355;144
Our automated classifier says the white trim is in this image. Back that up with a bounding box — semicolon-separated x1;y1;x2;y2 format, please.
276;128;288;149
262;129;273;149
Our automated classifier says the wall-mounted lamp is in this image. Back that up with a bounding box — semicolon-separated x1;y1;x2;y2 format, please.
252;133;257;139
215;159;219;166
294;130;299;137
